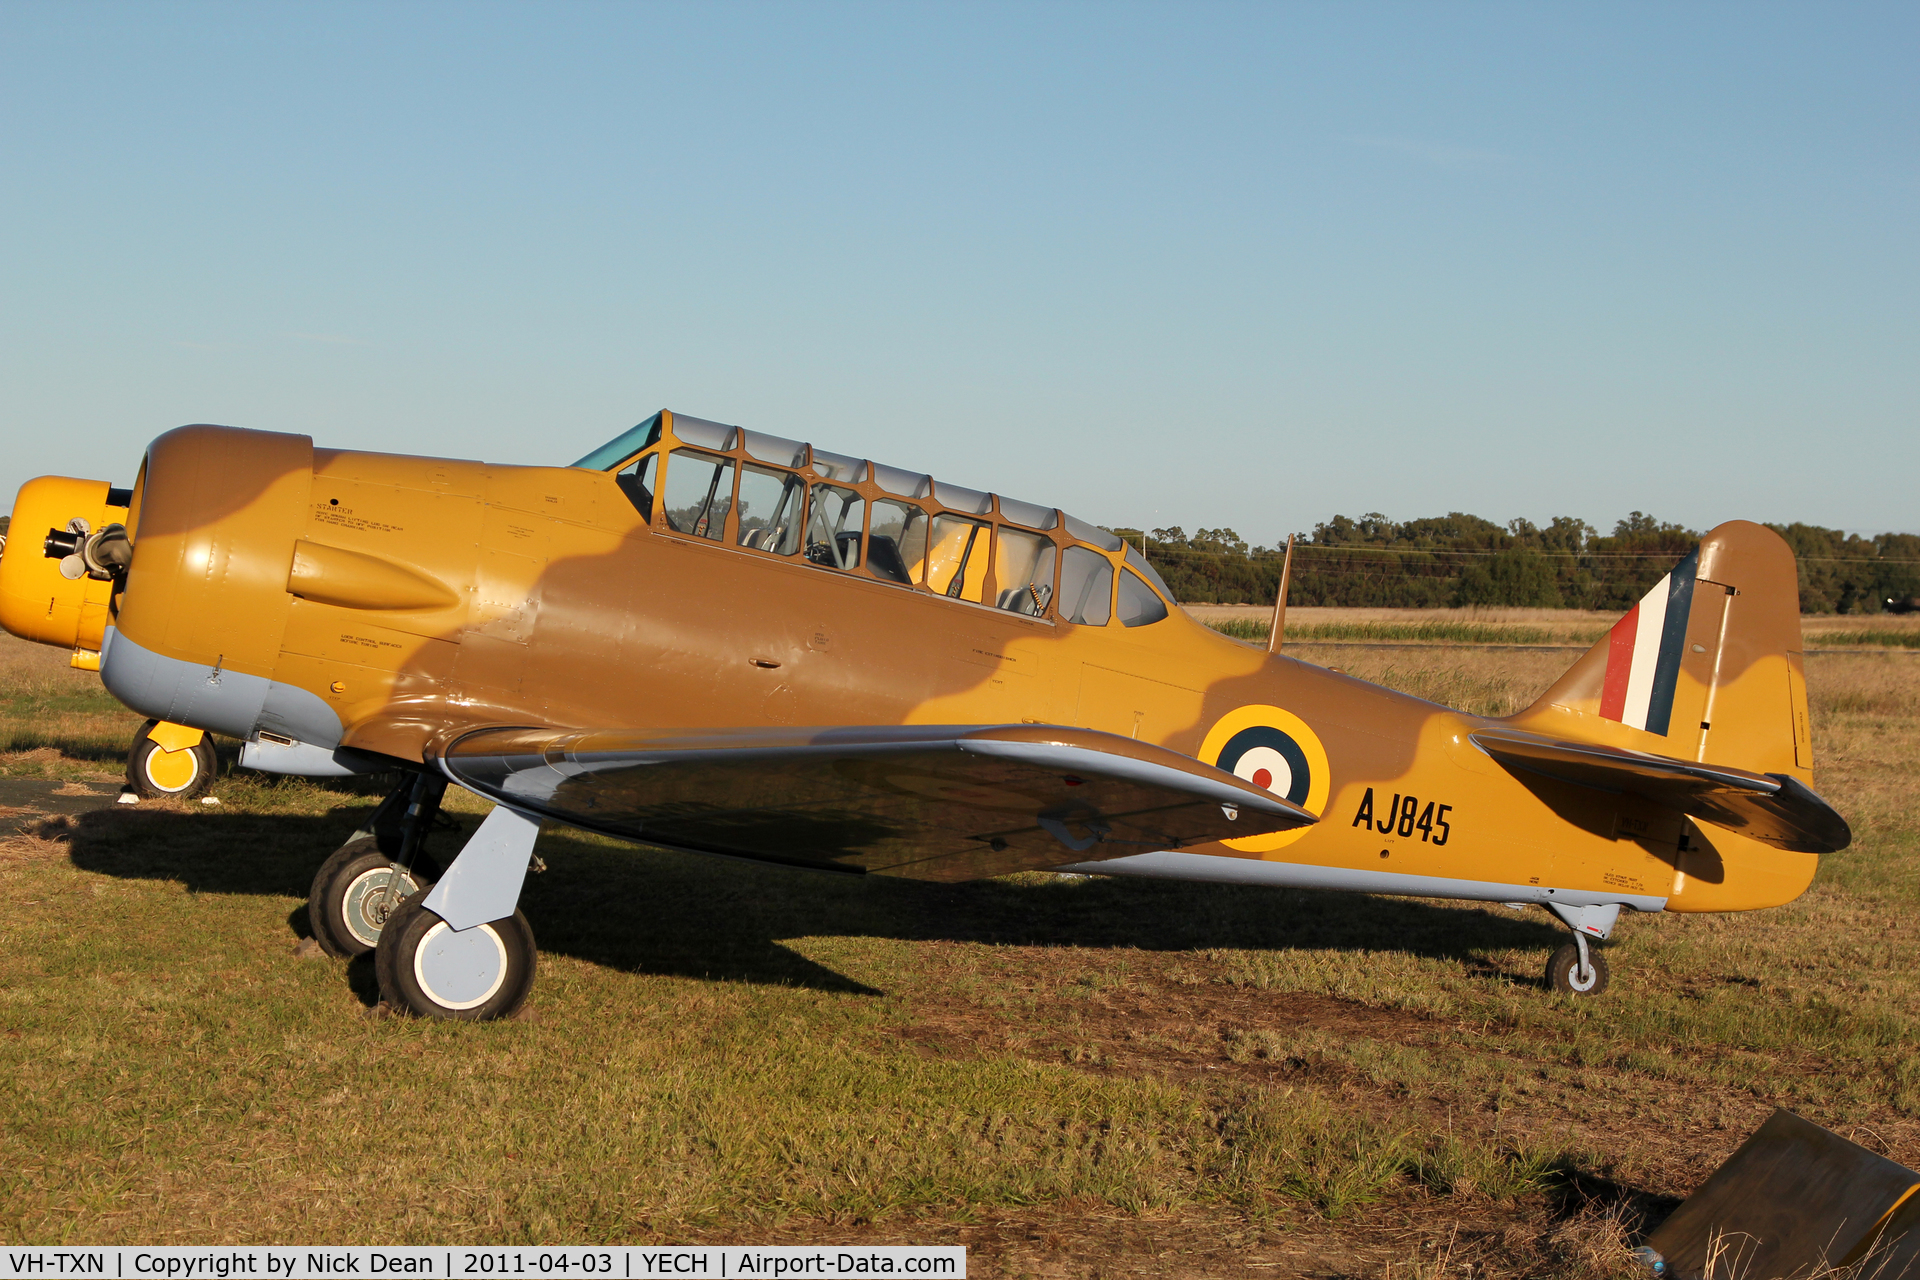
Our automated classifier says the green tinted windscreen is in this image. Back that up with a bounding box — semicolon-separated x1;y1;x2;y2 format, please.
572;413;663;470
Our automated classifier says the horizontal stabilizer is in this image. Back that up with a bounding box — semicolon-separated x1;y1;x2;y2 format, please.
1469;727;1850;854
436;723;1316;881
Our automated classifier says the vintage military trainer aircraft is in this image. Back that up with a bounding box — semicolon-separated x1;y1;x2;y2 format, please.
0;411;1848;1018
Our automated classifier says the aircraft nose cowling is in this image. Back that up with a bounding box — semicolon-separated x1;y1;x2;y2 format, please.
105;425;329;740
0;475;123;654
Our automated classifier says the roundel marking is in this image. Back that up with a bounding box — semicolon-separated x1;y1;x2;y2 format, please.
1198;705;1331;852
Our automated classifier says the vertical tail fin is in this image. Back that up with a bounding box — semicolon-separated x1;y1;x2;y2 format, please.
1510;521;1812;783
1596;545;1701;736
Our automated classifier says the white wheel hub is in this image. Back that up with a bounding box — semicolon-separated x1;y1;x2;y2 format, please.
413;920;509;1011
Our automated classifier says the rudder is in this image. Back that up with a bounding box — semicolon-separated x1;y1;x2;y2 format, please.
1510;521;1812;784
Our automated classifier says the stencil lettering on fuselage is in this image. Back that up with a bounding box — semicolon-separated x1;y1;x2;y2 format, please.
1076;664;1202;741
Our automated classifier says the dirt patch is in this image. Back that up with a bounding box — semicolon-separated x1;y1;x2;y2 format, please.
670;1196;1643;1278
0;776;135;827
895;946;1447;1082
886;943;1920;1222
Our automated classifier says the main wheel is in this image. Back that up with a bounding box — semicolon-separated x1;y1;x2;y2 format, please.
307;837;437;958
1546;941;1610;996
374;892;537;1021
127;720;218;801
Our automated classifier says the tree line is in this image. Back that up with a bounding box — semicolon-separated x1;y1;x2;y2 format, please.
2;510;1912;614
1114;513;1920;614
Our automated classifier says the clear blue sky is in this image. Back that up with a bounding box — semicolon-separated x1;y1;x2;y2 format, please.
3;1;1914;544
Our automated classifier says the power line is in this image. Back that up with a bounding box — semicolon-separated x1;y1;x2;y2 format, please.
1131;543;1920;566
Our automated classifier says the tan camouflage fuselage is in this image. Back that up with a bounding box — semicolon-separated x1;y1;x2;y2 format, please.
0;414;1824;915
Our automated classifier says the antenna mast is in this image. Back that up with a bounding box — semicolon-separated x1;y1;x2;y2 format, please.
1267;535;1294;656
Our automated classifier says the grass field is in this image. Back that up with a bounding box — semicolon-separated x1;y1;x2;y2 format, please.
2;619;1917;1276
1186;605;1920;650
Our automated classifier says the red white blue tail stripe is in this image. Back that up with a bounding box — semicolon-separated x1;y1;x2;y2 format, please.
1599;549;1698;736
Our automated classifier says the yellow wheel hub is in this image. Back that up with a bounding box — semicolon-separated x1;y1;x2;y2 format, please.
144;745;201;793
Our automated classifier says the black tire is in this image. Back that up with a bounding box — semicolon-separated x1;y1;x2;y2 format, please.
374;891;537;1021
307;837;436;959
126;719;219;801
1546;941;1610;996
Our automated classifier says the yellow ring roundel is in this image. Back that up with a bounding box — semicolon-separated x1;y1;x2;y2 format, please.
1199;704;1330;852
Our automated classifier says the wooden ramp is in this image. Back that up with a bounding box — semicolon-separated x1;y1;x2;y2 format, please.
1644;1110;1920;1279
1864;1196;1920;1279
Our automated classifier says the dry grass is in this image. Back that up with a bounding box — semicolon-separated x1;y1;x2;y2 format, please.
1192;605;1920;651
0;822;73;865
0;639;142;776
0;629;1916;1276
1193;606;1615;648
1186;605;1626;626
1291;644;1570;717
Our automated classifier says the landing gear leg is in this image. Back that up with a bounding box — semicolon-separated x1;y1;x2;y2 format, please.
375;803;542;1020
306;774;445;958
1544;902;1617;996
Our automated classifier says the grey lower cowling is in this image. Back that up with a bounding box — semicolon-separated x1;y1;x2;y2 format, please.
100;626;344;748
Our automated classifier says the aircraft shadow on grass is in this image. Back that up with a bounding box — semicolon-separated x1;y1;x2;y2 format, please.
55;798;1574;1001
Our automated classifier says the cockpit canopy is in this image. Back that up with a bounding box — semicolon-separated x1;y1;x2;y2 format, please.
573;410;1177;627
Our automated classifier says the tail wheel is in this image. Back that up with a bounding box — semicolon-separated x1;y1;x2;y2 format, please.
374;892;537;1021
127;719;218;801
307;836;437;958
1546;941;1611;996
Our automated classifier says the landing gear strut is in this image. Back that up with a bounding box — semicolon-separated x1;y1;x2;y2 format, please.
307;774;445;958
308;771;547;1019
375;801;544;1020
1544;902;1617;997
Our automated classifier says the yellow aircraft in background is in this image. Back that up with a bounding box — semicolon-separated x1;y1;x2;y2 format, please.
0;411;1848;1019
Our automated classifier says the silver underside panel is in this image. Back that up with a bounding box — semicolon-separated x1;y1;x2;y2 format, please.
238;737;384;777
1050;850;1669;913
